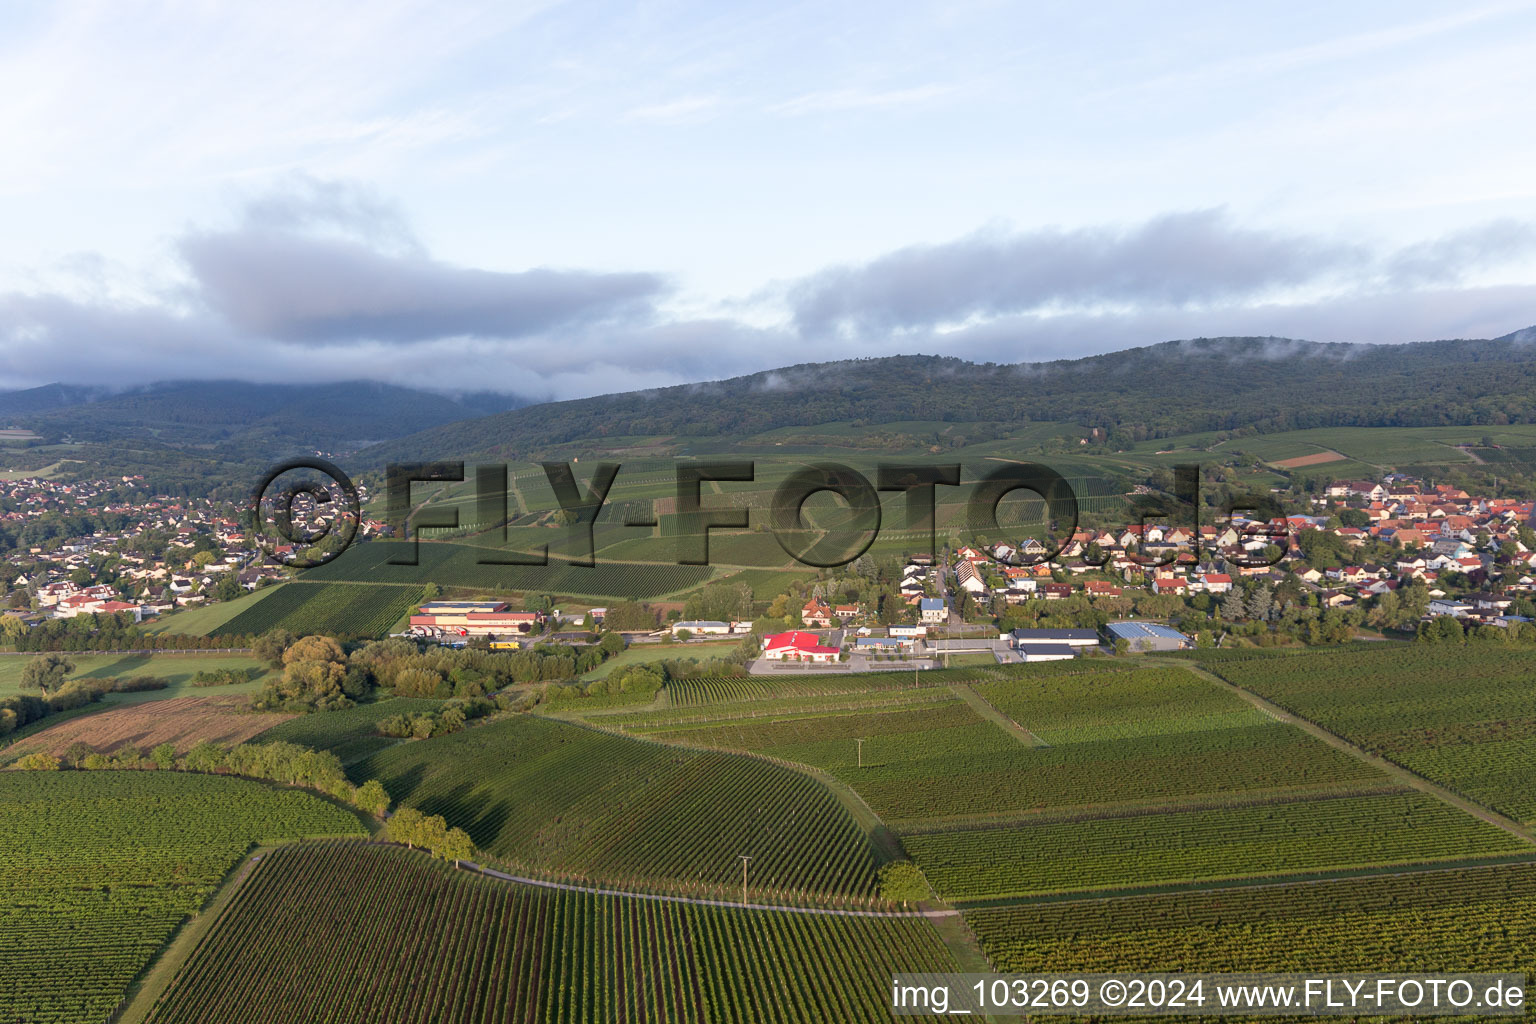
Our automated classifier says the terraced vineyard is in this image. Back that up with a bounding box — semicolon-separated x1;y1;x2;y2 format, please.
904;791;1529;900
213;581;425;639
352;715;884;903
1200;646;1536;823
147;841;957;1024
0;771;366;1024
968;860;1536;976
302;540;713;598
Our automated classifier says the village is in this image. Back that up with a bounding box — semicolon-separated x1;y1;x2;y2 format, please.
1;469;1533;658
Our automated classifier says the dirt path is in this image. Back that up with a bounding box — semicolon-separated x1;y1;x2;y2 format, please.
463;858;959;919
949;683;1048;746
1175;661;1536;846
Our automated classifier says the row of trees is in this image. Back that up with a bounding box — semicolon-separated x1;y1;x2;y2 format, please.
385;807;475;867
14;735;393;818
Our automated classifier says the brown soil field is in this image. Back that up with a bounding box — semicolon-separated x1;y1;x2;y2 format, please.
12;696;293;756
1271;451;1347;468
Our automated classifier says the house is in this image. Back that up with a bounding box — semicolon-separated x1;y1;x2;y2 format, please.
833;604;860;621
918;597;948;624
1038;582;1072;600
953;560;987;595
888;624;928;639
1083;580;1123;597
1151;576;1188;596
1427;599;1473;618
761;631;841;663
1195;573;1233;594
801;598;833;628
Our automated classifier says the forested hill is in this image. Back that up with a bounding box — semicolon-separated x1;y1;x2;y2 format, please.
361;330;1536;463
0;380;530;455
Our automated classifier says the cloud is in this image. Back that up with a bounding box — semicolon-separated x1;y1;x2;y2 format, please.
0;183;1533;402
786;210;1536;341
788;210;1366;337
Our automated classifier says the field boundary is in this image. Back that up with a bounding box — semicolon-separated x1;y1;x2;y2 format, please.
953;849;1536;910
1179;661;1536;845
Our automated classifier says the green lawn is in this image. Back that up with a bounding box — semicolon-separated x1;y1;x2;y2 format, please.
581;639;740;680
143;586;285;635
0;652;274;700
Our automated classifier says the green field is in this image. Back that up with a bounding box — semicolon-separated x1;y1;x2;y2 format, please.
302;540;715;598
581;640;740;681
1200;645;1536;824
968;860;1536;976
352;714;885;903
1135;423;1536;469
144;586;285;636
212;581;425;639
0;652;274;700
715;567;819;601
255;697;446;763
147;840;957;1024
0;771;366;1024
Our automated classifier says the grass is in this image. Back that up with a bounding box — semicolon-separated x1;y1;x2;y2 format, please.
0;652;274;700
143;586;285;635
580;639;740;680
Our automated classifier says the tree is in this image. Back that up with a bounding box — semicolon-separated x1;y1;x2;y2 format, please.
252;628;296;669
14;751;61;770
150;742;177;770
192;550;216;567
21;653;74;696
63;741;93;768
1220;589;1246;621
387;807;427;849
877;861;931;907
215;573;243;603
0;615;26;644
354;779;391;817
438;826;475;868
184;740;226;773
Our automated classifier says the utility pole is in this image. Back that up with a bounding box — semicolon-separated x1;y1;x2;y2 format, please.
739;855;751;905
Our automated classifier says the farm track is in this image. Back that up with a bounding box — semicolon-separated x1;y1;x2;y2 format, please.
1176;661;1536;846
948;683;1048;746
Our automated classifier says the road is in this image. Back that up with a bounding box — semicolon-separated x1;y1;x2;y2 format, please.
461;857;959;919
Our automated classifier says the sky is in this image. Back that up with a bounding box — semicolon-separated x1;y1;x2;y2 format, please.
2;0;1536;400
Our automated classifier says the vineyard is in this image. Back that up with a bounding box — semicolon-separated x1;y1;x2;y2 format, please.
629;668;1384;827
903;791;1530;900
351;714;885;903
1201;645;1536;823
301;540;714;598
213;581;425;639
0;771;365;1024
147;841;958;1024
967;860;1536;977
